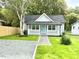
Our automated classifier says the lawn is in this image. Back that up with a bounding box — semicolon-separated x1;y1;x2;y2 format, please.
0;35;38;41
35;33;79;59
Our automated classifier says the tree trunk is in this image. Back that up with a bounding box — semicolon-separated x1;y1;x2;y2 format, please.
20;19;24;35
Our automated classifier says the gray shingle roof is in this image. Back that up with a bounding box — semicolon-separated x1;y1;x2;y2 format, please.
24;15;65;24
72;20;79;25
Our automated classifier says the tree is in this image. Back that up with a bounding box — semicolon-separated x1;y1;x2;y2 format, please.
2;0;29;35
67;7;79;14
65;13;79;31
65;7;79;31
72;7;79;14
26;0;67;15
0;8;19;27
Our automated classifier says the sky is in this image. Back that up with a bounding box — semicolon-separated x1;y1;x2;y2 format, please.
65;0;79;8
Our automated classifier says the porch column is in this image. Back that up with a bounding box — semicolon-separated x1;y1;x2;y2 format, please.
27;25;29;35
47;25;48;33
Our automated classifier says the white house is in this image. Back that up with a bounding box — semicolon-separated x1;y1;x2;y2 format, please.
22;13;65;36
71;20;79;35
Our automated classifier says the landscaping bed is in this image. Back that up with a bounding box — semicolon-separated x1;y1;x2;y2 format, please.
35;33;79;59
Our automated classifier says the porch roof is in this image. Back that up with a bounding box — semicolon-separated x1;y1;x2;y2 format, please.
24;14;65;24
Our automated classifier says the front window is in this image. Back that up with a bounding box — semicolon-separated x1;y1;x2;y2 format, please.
48;25;51;30
30;25;39;30
52;25;55;30
32;25;35;30
36;25;39;30
48;25;55;30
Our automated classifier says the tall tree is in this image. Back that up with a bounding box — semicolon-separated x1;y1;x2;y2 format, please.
2;0;29;35
65;7;79;31
65;13;79;31
26;0;67;15
0;8;19;27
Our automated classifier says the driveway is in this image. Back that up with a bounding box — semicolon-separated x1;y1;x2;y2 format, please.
0;40;37;59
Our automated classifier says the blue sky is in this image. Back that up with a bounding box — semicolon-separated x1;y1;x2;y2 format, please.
65;0;79;8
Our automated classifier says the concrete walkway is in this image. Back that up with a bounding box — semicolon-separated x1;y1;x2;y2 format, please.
38;35;51;45
0;40;37;59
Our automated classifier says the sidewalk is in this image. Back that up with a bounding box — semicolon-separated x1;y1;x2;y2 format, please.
38;35;51;45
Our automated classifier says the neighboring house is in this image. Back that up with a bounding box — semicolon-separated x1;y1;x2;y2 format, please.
0;20;5;26
71;20;79;35
23;13;65;36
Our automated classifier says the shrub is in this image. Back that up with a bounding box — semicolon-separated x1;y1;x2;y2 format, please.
61;32;71;45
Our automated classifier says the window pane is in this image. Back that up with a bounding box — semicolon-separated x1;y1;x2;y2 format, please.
36;25;39;30
52;25;55;30
32;25;35;30
48;25;51;30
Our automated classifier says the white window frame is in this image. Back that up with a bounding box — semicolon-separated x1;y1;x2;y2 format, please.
29;25;39;30
32;25;36;30
48;25;55;30
51;25;55;30
36;25;39;30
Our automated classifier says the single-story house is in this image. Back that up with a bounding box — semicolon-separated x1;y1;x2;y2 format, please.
71;20;79;35
22;13;65;36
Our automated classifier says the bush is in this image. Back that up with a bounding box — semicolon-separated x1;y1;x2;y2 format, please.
61;32;71;45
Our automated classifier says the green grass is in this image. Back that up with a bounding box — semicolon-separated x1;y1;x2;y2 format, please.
0;35;38;41
35;33;79;59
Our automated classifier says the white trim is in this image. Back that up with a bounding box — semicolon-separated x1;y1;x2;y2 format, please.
47;25;48;33
27;24;62;36
28;25;29;35
35;13;54;22
39;25;40;33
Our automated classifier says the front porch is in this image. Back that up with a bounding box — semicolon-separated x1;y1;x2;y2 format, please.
27;24;62;36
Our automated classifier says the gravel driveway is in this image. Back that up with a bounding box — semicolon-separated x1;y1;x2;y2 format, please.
0;40;37;59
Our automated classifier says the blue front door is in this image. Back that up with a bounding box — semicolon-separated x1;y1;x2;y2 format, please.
40;25;47;35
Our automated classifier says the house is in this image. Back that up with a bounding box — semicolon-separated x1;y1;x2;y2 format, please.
71;20;79;35
22;13;65;36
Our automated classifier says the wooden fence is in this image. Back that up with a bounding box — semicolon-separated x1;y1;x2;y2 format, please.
0;26;20;36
